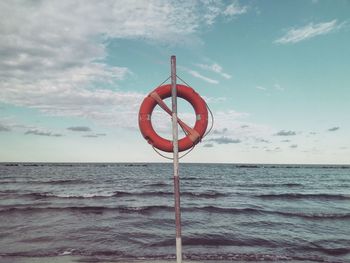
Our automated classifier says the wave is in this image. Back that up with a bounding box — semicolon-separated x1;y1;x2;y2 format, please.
183;191;226;198
146;182;168;187
183;253;318;262
0;249;328;262
184;206;350;220
0;180;18;184
297;240;350;256
0;179;91;185
151;235;277;248
0;205;173;214
274;211;350;220
122;191;225;198
239;183;303;188
192;206;263;214
22;192;118;199
20;190;226;199
0;251;300;262
256;193;350;200
15;191;134;199
0;190;18;194
40;179;91;185
0;249;124;258
308;246;350;256
1;204;349;220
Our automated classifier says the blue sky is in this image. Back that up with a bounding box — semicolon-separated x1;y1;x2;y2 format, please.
0;0;349;164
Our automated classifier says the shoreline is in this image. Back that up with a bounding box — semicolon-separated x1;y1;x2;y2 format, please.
0;256;324;263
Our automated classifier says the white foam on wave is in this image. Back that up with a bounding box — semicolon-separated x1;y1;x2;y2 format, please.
59;249;74;256
47;192;115;198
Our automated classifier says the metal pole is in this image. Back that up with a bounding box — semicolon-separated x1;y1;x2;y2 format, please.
171;55;182;263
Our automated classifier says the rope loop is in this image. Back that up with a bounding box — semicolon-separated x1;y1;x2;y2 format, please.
149;74;214;160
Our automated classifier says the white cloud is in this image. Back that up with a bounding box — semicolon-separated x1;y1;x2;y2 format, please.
181;68;219;84
195;63;232;79
201;0;247;25
202;2;222;26
275;20;343;44
154;107;262;142
203;96;226;103
223;1;248;16
187;70;219;84
274;83;284;91
206;110;273;144
256;86;266;91
0;1;245;130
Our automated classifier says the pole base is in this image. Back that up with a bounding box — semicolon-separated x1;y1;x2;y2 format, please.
176;237;182;263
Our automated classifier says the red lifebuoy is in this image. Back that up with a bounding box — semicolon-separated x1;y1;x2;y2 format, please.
139;84;208;152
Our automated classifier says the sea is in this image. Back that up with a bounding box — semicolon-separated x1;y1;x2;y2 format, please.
0;163;349;263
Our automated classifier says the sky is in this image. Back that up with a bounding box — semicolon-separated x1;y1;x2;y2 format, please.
0;0;349;164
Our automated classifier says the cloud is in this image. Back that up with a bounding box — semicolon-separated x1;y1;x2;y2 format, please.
83;133;106;138
255;138;270;143
212;128;228;135
0;1;243;129
203;143;214;148
223;1;248;17
256;83;284;92
275;20;343;44
0;120;36;131
290;144;298;148
209;110;274;144
25;129;63;137
265;147;281;152
274;130;296;136
328;126;340;132
67;126;91;132
184;68;219;84
202;0;248;25
274;83;284;91
0;123;11;132
195;63;232;79
207;136;242;144
281;139;291;142
203;96;227;103
82;135;98;138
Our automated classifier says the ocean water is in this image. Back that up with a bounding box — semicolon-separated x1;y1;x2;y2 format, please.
0;163;349;262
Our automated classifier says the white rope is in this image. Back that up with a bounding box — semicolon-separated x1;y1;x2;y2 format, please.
150;74;214;160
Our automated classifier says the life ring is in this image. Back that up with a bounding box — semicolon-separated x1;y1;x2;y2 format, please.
139;84;208;152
